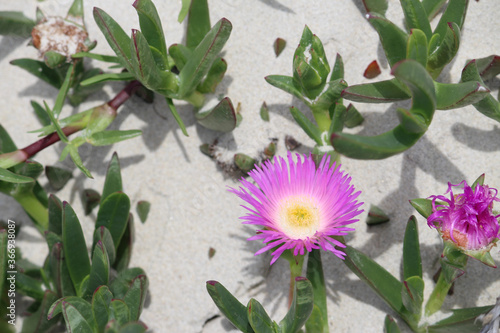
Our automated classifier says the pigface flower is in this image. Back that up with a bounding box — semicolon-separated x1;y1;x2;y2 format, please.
428;179;500;265
229;152;363;265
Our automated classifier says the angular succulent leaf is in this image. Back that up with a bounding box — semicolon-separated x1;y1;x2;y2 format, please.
401;276;424;316
427;305;494;333
122;274;148;321
342;79;410;103
475;55;500;81
84;241;110;300
113;214;134;272
403;216;422;280
133;0;168;58
427;23;460;79
49;242;76;297
110;267;146;299
21;291;59;332
197;58;227;94
88;130;142;146
195;97;237;132
46;166;72;191
109;299;130;327
435;81;490;110
433;0;468;39
96;192;130;252
279;277;313;333
92;285;113;333
186;0;211;49
93;8;134;73
367;13;408;67
117;322;148;333
406;29;427;68
178;18;232;98
362;0;388;15
62;202;91;295
10;59;65;89
400;0;432;39
366;204;390;225
102;153;122;202
274;38;286;57
82;189;101;216
461;60;500;123
48;194;63;236
421;0;447;20
289;107;323;146
305;249;328;333
67;0;84;22
0;124;17;153
48;297;94;329
136;201;151;224
343;245;410;322
15;272;45;301
265;75;307;103
246;299;277;333
234;154;257;174
178;0;192;22
168;44;191;72
206;281;254;333
330;53;344;81
0;11;35;38
0;168;34;184
384;314;401;333
409;198;434;219
328;103;347;136
313;79;347;111
93;226;116;266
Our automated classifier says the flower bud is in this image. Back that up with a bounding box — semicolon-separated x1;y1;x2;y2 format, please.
292;26;330;100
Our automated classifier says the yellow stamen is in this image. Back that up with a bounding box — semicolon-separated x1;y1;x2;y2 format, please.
278;196;320;239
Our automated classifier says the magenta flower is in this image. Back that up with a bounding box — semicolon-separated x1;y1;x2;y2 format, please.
428;180;500;252
229;152;363;265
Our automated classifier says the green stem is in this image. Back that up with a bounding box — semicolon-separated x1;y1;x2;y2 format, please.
184;91;205;108
311;107;331;133
14;192;49;232
424;270;452;317
306;249;329;333
288;254;305;308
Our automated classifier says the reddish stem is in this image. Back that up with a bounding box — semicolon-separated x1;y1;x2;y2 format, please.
108;80;142;111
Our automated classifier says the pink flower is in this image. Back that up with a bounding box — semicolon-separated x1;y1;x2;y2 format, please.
229;152;363;265
428;180;500;251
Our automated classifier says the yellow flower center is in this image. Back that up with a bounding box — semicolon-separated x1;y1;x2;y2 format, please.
278;196;320;239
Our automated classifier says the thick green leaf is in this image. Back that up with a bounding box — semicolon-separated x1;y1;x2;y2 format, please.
401;276;424;316
246;299;276;333
62;202;91;295
289;107;323;145
435;81;489;110
48;194;63;236
123;275;148;321
113;214;134;272
362;0;388;15
461;60;500;123
400;0;432;39
84;241;110;299
343;102;364;128
328;103;347;136
421;0;446;20
20;291;59;333
10;59;64;89
330;53;344;81
234;154;257;174
133;0;168;57
92;285;113;333
475;55;500;81
49;242;76;297
62;301;94;333
67;0;84;21
403;216;422;280
367;13;408;67
136;201;150;224
0;168;34;184
168;43;191;72
178;0;192;23
427;305;493;333
366;204;390;225
46;166;72;191
117;322;148;333
109;299;130;327
0;124;17;153
93;8;134;73
342;79;410;103
102;153;122;202
82;189;101;216
206;281;254;333
88;130;142;146
195;97;237;132
93;226;116;265
313;79;347;111
343;245;409;321
279;277;313;333
197;57;227;93
0;11;35;38
110;267;146;299
96;192;130;251
427;23;460;79
16;272;45;301
53;64;76;114
409;198;433;219
406;29;428;68
80;72;136;86
305;249;328;333
265;75;307;103
384;314;401;333
433;0;468;40
178;18;232;98
186;0;211;49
